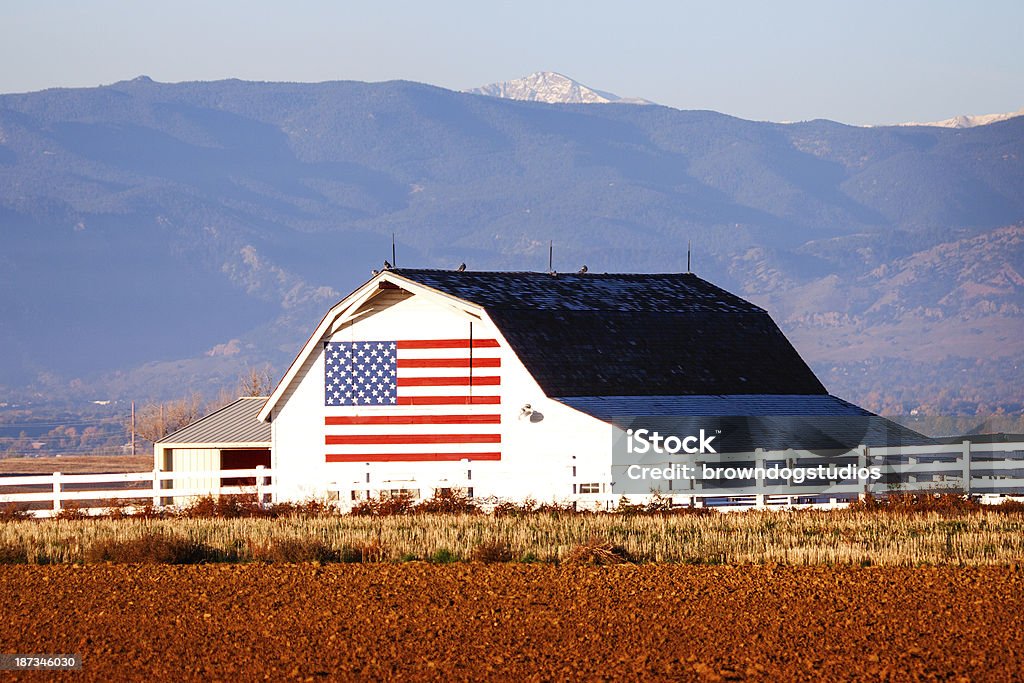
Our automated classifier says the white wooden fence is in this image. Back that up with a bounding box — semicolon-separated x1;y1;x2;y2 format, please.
2;440;1023;517
603;439;1024;509
0;467;272;518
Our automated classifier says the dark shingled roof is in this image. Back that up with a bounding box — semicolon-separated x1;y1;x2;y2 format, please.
556;396;931;449
555;395;872;420
392;269;827;397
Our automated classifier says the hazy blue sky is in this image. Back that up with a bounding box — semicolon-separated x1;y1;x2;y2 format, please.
2;0;1021;125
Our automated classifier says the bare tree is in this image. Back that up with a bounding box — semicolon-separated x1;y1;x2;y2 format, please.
207;365;276;413
238;365;275;397
130;392;205;444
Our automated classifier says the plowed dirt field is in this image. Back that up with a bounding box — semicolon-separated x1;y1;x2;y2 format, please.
1;564;1021;681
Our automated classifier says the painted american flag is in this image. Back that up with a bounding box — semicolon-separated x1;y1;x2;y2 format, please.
323;338;502;463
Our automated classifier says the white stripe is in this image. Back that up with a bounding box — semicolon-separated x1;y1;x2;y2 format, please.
324;443;499;456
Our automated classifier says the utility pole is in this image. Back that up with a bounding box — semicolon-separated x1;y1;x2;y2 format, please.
131;400;136;456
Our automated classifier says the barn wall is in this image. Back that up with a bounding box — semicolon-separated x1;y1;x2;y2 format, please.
270;287;612;505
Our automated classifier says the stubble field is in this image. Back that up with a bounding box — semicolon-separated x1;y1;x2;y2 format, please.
1;563;1022;682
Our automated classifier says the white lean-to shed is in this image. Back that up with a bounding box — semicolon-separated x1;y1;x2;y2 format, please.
155;396;271;503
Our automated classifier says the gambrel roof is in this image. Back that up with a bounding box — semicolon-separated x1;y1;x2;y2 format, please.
259;269;829;422
389;269;827;397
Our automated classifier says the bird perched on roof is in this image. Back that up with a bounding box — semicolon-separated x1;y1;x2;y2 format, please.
457;263;466;272
383;260;392;270
578;264;588;274
371;269;380;276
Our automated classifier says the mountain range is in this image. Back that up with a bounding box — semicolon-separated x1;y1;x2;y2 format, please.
894;107;1024;129
466;72;653;105
469;72;1023;130
0;75;1021;415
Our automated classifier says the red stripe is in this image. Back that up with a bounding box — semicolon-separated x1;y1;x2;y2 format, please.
397;339;500;349
326;433;500;445
397;358;501;368
397;376;500;387
397;396;501;405
326;415;501;425
327;452;502;463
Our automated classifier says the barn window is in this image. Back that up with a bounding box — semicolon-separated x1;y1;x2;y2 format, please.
579;483;600;494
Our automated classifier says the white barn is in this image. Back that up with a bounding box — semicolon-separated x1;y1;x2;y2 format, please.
254;268;874;508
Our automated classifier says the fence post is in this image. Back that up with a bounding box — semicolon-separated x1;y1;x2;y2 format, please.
52;471;62;514
962;440;972;495
754;448;765;508
255;465;266;505
152;469;161;507
857;445;868;501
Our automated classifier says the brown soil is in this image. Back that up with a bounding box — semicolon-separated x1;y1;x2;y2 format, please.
0;564;1021;681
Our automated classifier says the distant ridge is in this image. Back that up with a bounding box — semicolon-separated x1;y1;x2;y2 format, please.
893;106;1024;129
466;71;654;105
0;77;1021;415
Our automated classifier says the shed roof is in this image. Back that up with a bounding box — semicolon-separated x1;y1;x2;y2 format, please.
158;397;270;445
391;269;826;397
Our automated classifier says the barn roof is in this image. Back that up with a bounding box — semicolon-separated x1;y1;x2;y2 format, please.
556;395;931;449
555;394;872;419
158;397;270;445
390;269;827;397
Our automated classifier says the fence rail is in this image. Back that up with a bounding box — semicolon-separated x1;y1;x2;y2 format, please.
613;440;1024;509
2;441;1024;517
0;467;272;517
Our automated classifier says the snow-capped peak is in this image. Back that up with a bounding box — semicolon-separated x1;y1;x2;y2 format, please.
465;72;653;105
893;107;1024;129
